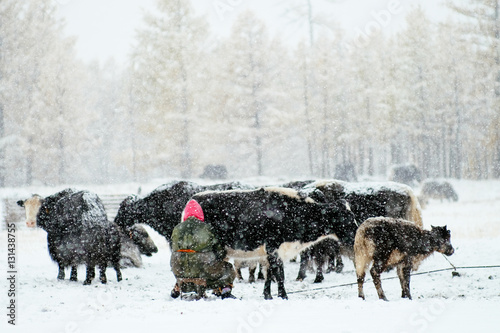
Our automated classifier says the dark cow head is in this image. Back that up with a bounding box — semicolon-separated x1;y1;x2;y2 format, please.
114;195;140;228
321;200;358;246
128;224;158;256
430;225;454;256
17;195;43;228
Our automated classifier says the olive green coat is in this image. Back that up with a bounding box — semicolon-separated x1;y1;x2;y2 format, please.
170;217;235;289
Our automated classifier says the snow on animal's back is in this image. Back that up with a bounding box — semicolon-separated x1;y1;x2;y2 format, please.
194;186;316;204
306;179;423;227
262;186;316;203
44;190;109;231
79;191;108;223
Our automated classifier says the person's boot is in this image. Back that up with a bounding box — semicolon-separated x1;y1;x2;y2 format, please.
171;283;181;299
220;284;236;300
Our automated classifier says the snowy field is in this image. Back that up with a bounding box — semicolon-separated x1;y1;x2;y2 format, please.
1;178;500;333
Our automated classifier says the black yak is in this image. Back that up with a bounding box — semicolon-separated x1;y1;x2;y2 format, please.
18;189;122;285
114;180;252;245
191;187;358;300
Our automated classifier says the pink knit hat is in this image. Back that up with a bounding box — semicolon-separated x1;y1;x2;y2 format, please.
181;199;205;222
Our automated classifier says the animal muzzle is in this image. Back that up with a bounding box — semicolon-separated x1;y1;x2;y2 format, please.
444;246;455;256
26;220;37;228
140;241;158;256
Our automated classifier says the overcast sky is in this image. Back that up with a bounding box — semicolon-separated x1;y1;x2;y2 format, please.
55;0;454;66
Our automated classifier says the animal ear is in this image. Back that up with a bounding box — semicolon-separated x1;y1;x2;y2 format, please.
431;225;436;229
17;200;24;207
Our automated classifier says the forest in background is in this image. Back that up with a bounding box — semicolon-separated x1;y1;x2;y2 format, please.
1;0;499;187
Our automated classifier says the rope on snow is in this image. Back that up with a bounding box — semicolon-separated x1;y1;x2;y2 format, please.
287;264;500;295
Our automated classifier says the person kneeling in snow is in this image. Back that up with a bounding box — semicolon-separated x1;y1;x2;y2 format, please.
170;199;236;299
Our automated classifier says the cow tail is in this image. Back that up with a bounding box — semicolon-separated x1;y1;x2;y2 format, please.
407;188;423;228
354;225;372;278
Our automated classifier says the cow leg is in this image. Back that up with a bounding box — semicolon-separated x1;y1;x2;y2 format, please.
264;253;288;300
263;274;273;300
314;255;325;283
355;246;370;300
370;259;388;301
270;254;288;299
264;256;275;300
70;266;78;281
114;261;122;282
326;250;336;274
334;254;344;273
83;265;95;285
296;249;311;281
57;263;65;280
257;263;265;280
397;261;412;300
111;244;122;282
357;270;366;300
332;240;344;273
99;264;107;284
235;264;244;281
326;252;343;274
248;263;257;283
258;260;269;281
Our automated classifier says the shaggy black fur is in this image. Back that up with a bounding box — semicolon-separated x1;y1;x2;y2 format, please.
192;187;358;300
18;189;122;285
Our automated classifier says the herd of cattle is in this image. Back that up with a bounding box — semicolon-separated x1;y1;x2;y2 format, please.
16;178;455;300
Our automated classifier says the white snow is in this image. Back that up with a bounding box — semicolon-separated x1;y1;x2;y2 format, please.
1;179;499;332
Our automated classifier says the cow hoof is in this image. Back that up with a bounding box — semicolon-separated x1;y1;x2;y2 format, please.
70;276;78;282
264;294;273;300
278;291;288;300
313;277;324;283
83;280;92;285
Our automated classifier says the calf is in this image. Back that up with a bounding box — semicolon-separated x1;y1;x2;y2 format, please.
296;238;342;283
192;187;358;299
18;189;122;285
293;180;423;282
234;258;268;283
119;224;158;268
355;217;454;301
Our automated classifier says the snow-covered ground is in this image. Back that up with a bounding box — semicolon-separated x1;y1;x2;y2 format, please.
1;178;499;333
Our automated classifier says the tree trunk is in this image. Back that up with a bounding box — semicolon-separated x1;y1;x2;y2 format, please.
493;0;500;178
26;137;34;186
0;103;4;187
254;103;263;177
301;52;314;176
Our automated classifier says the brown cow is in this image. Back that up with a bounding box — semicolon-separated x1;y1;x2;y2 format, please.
355;217;454;301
